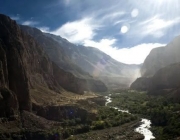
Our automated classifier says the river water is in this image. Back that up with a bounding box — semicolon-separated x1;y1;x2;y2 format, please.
105;94;155;140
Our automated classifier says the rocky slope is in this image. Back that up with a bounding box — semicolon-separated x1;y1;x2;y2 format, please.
131;63;180;91
20;26;140;89
150;63;180;91
130;77;152;91
20;25;90;78
20;25;107;93
141;35;180;77
0;13;106;121
131;35;180;94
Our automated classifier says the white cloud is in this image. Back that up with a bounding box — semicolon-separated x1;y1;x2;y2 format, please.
22;21;39;26
84;39;165;64
113;19;126;25
84;39;116;50
49;9;125;43
39;27;50;32
101;11;125;21
131;9;139;18
139;16;180;37
10;16;20;21
51;18;100;43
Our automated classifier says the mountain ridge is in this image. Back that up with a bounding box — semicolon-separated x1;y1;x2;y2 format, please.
20;25;140;89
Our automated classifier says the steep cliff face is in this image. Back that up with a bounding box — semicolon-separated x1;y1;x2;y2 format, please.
34;105;90;122
141;47;165;77
141;36;180;77
0;14;32;111
0;88;18;118
150;63;180;91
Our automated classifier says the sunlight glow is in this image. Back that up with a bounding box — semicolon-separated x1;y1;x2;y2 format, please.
121;26;128;33
131;9;139;18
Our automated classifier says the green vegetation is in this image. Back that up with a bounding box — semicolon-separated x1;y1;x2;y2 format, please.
92;107;137;130
59;106;137;138
109;90;180;139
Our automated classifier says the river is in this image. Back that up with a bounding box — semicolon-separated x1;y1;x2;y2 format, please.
105;94;155;140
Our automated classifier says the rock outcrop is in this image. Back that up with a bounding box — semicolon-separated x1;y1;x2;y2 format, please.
0;14;32;111
0;88;18;119
34;104;90;122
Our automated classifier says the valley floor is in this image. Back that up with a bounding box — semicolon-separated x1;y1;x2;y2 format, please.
2;89;180;140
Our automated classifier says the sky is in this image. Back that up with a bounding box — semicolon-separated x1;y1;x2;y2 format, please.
1;0;180;64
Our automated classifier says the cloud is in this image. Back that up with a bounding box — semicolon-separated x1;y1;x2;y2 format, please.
49;9;125;43
38;26;50;32
136;16;180;38
101;11;125;22
10;16;20;21
113;19;127;25
51;18;100;43
84;38;165;64
22;21;39;26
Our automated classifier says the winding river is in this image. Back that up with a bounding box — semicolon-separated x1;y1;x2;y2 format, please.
105;94;155;140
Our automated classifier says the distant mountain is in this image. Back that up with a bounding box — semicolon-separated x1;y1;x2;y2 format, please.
141;36;180;77
21;26;140;89
20;25;90;78
45;33;140;78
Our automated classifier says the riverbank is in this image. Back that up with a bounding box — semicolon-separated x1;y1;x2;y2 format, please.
105;94;155;140
135;119;155;140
